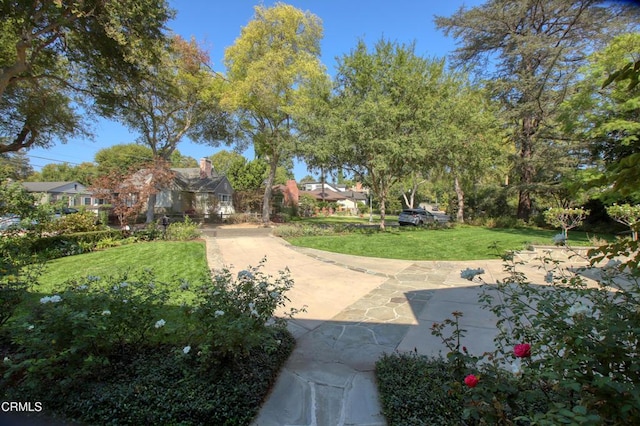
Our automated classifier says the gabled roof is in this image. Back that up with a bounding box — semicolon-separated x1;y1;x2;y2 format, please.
22;181;88;193
172;168;231;193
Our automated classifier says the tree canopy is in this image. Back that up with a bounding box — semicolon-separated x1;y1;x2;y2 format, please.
0;0;173;154
436;0;639;220
300;39;448;229
222;2;328;224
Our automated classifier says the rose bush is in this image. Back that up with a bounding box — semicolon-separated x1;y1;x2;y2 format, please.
426;238;640;424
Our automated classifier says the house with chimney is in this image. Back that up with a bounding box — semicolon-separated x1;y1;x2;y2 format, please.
154;158;235;219
273;180;368;214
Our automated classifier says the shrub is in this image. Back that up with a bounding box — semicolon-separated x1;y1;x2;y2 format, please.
226;212;261;224
188;259;304;363
376;352;464;425
3;270;172;389
0;235;45;329
423;239;640;425
45;211;103;234
165;216;201;240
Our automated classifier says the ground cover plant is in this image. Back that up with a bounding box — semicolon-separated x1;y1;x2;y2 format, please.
376;238;640;425
279;224;610;260
1;242;299;425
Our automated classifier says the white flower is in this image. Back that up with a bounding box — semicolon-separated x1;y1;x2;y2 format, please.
120;282;128;288
87;275;100;282
568;302;589;317
214;310;225;317
78;285;88;290
183;345;191;354
269;291;280;299
40;295;62;304
237;270;254;281
511;359;522;376
544;271;554;283
248;302;255;309
460;268;485;281
3;357;9;364
250;309;259;317
27;324;34;330
122;299;128;303
155;319;166;328
102;310;111;316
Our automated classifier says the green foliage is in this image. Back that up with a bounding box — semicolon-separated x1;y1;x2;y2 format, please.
298;193;317;217
0;235;44;328
1;0;173;153
165;216;201;240
94;144;154;175
387;240;640;425
188;259;302;363
222;3;328;223
606;203;640;240
5;271;171;384
45;211;103;234
376;352;464;425
2;255;298;425
543;207;589;239
435;0;639;220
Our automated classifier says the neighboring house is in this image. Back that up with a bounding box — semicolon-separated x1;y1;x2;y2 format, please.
302;181;341;192
275;180;368;213
21;181;103;213
155;158;235;219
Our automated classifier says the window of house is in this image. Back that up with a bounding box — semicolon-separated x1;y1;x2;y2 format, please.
83;197;92;205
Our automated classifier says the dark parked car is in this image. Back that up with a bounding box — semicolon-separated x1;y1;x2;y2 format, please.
398;208;450;226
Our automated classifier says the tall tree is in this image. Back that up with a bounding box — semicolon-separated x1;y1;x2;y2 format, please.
0;0;173;154
562;32;640;201
301;39;447;229
94;144;154;176
436;0;639;220
0;151;32;180
99;35;232;222
222;3;328;224
434;74;506;222
26;161;97;184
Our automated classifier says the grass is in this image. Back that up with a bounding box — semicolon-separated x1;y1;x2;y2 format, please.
4;240;294;425
285;225;610;260
34;240;210;296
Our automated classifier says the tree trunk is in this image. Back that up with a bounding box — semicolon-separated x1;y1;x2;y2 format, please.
262;157;278;225
146;193;157;223
378;195;386;231
454;175;465;223
517;119;536;221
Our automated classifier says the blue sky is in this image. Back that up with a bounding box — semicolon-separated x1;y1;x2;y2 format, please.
27;0;485;180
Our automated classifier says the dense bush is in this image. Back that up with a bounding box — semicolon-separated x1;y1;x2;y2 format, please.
45;210;103;234
1;258;300;425
377;238;640;425
165;216;201;240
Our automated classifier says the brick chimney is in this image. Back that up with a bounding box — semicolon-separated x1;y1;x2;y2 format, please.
199;158;212;179
285;180;299;206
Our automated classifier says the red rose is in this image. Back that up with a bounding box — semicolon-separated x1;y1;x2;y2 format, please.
514;343;531;358
464;374;479;388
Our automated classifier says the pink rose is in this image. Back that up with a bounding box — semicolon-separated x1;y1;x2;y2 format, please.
514;343;531;358
464;374;479;388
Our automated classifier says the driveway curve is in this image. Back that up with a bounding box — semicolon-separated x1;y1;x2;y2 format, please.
200;225;589;426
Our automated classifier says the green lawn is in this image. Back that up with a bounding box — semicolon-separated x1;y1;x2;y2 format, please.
286;225;609;260
35;240;210;296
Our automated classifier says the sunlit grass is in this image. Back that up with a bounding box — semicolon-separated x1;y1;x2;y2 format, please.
34;241;210;297
286;225;610;261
